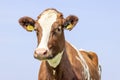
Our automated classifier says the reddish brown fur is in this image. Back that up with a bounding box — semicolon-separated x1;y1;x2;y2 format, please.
38;42;100;80
18;8;101;80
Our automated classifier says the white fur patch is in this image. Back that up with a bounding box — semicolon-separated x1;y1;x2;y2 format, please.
98;65;102;80
68;42;90;80
37;10;57;50
47;50;64;68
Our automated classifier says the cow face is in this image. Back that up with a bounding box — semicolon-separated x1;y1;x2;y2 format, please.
19;8;78;60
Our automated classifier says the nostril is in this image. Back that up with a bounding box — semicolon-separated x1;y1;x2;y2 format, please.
35;48;47;55
43;50;47;55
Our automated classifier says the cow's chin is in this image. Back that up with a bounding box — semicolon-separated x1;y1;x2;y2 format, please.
34;52;56;61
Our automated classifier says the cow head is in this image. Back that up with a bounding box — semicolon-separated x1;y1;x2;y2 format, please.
19;8;78;60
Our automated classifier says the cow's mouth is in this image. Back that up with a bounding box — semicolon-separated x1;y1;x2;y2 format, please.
34;52;55;60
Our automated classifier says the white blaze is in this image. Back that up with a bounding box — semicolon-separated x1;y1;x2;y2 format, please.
37;10;57;50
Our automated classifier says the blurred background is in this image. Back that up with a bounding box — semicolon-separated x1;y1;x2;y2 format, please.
0;0;120;80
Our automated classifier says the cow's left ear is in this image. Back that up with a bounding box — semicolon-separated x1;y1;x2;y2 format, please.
63;15;78;31
19;16;35;32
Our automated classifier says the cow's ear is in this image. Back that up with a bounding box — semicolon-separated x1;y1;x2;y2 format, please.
19;16;35;32
63;15;78;31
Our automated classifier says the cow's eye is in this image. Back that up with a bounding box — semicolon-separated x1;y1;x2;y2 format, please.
56;26;62;33
52;26;62;37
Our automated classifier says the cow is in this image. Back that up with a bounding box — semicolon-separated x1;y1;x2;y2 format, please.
18;8;101;80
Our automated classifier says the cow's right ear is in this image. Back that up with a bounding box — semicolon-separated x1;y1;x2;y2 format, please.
18;16;35;32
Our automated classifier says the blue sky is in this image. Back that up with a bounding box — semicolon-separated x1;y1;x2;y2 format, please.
0;0;120;80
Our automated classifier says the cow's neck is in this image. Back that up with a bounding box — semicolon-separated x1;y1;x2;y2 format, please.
46;50;76;80
47;50;64;68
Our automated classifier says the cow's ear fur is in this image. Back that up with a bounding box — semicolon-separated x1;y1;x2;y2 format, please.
19;16;35;32
63;15;78;31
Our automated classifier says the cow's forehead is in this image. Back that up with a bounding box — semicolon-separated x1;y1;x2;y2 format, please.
38;9;58;28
